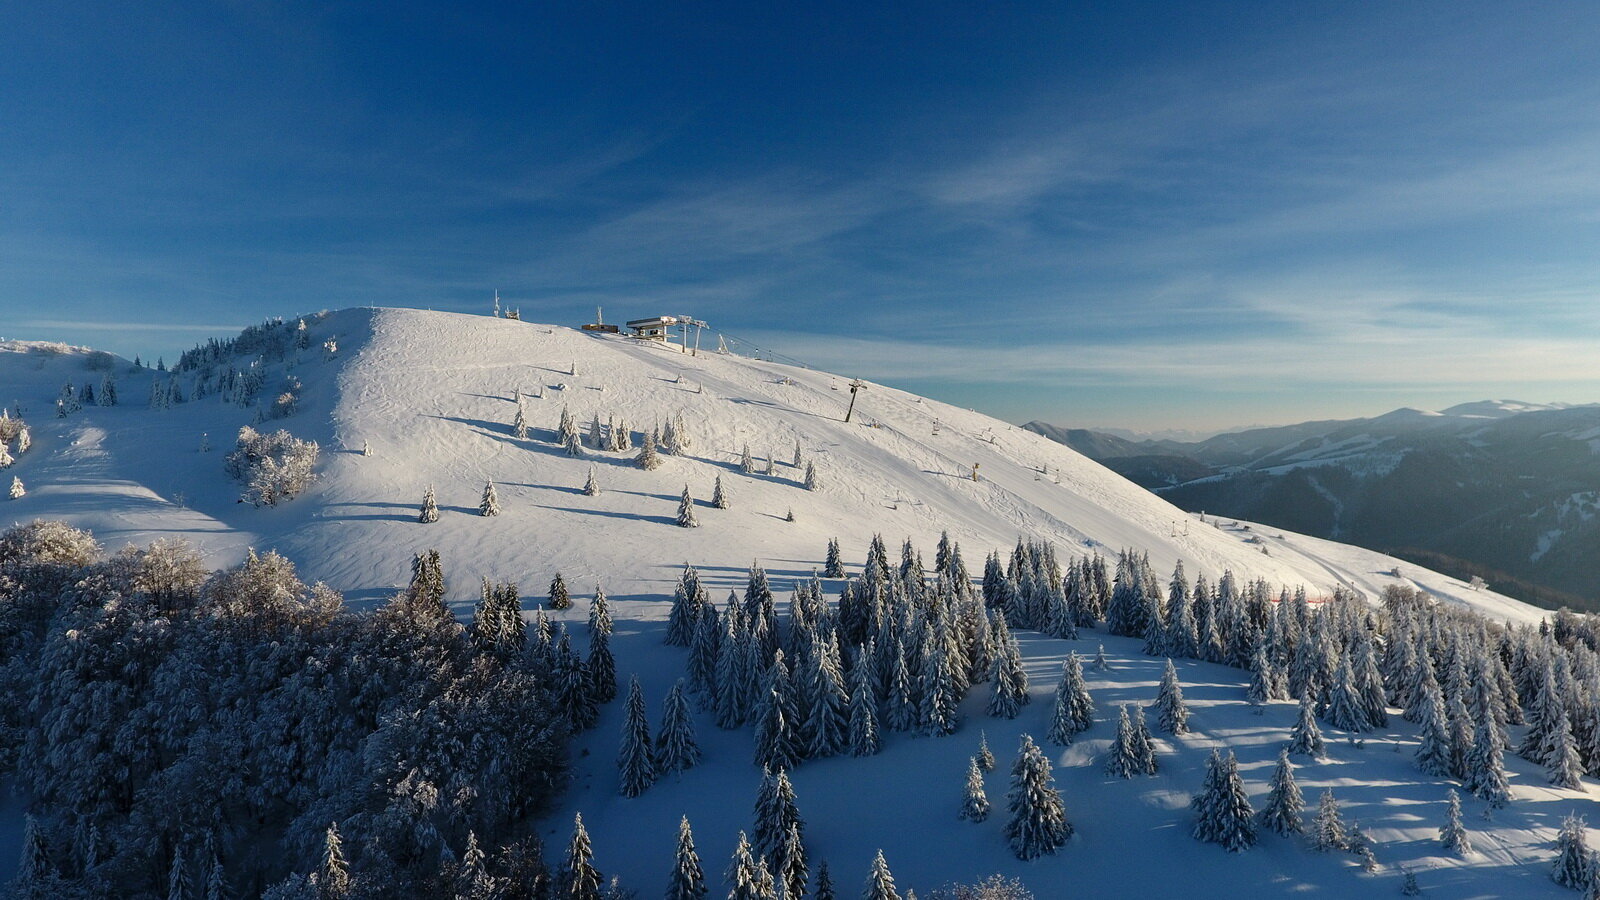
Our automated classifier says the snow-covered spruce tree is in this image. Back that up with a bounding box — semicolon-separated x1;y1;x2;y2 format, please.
1553;813;1592;888
1323;657;1370;733
1310;790;1348;852
1246;643;1273;707
618;676;656;798
168;848;192;900
1465;717;1511;808
1548;711;1585;790
418;484;440;523
480;479;500;517
677;486;699;528
741;443;756;475
960;756;990;822
636;429;662;470
753;767;805;868
976;732;997;772
824;538;845;578
775;822;808;900
1092;643;1110;671
1130;704;1158;775
812;861;836;900
848;660;881;757
590;413;604;450
667;817;707;900
588;626;617;704
513;404;530;440
1004;734;1073;860
549;571;572;609
1046;653;1095;746
986;612;1028;719
754;685;801;773
792;440;803;468
583;467;600;496
563;813;604;900
1439;789;1471;856
8;476;22;499
1258;748;1304;836
1414;673;1453;777
1288;695;1326;758
657;680;702;775
558;404;578;446
564;429;586;458
318;823;351;899
712;474;729;509
863;850;901;900
1155;658;1190;735
1105;705;1144;779
803;461;818;491
1192;750;1256;851
726;832;775;900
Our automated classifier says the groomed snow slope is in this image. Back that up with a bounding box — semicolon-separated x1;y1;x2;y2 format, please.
1;308;1576;897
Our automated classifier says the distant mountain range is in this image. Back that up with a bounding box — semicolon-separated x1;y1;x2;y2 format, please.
1025;400;1600;609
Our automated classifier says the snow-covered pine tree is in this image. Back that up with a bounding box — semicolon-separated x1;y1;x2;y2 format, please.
360;438;371;456
563;813;604;900
513;404;530;440
666;816;707;900
317;823;351;899
418;484;440;523
803;460;818;491
740;443;756;474
1193;749;1256;851
712;474;729;509
725;832;774;900
960;756;990;822
550;572;572;610
792;440;803;468
1105;705;1143;779
753;676;801;771
986;612;1028;719
775;822;808;900
752;767;805;870
1004;734;1073;860
1310;789;1348;852
813;862;835;900
1553;813;1591;888
636;429;662;470
848;659;881;757
1548;711;1585;790
1324;657;1370;733
565;429;586;458
1288;695;1326;757
480;479;500;516
977;731;997;772
1414;672;1453;777
589;413;603;450
657;680;701;775
661;417;679;456
618;676;656;797
583;467;600;496
1155;658;1190;735
588;626;618;703
1258;748;1304;836
1439;789;1471;856
1246;643;1273;707
558;405;577;446
1092;643;1110;671
1465;717;1511;808
862;850;901;900
824;538;845;578
8;476;22;500
1131;704;1158;775
677;486;699;528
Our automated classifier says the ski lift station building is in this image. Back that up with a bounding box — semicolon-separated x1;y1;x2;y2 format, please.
625;316;680;341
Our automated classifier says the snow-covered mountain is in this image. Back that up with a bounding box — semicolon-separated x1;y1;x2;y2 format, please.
2;308;1581;897
1029;401;1600;607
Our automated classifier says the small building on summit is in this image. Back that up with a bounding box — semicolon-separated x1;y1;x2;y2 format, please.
626;316;680;341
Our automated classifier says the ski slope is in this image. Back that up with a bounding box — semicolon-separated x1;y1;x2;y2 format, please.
0;308;1576;896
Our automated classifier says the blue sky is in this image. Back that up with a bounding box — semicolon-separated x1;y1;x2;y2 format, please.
3;2;1599;435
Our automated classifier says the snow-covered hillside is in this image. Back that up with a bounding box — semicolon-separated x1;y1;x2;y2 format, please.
2;308;1541;624
2;308;1578;897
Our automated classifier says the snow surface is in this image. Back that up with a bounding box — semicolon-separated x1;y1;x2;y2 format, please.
1;308;1575;896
